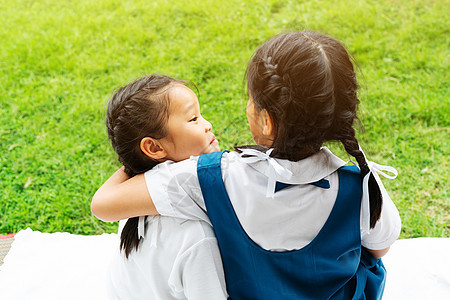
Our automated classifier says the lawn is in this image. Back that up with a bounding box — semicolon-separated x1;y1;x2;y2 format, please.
0;0;448;237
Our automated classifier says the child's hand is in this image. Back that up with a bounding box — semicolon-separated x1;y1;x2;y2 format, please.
91;167;158;222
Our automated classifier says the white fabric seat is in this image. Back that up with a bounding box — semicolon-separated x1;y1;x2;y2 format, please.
0;228;448;299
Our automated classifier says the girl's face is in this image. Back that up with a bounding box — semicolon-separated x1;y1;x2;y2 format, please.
159;85;220;161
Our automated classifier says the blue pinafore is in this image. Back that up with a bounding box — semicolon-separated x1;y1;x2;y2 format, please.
197;151;386;300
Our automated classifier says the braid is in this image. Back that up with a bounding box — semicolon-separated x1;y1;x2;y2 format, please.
340;128;382;228
340;128;369;176
263;56;278;73
261;56;292;104
106;87;140;177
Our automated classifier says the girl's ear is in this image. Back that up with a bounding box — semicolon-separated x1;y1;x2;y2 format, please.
140;137;167;160
261;109;275;137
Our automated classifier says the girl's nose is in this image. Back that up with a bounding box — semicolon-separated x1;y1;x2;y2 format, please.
203;118;212;132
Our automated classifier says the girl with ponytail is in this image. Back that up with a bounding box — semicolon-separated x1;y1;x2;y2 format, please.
99;74;226;299
93;32;401;299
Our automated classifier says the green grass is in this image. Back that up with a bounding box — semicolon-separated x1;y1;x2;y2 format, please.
0;0;448;237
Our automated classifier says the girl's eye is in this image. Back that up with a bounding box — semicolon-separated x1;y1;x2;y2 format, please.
189;116;198;122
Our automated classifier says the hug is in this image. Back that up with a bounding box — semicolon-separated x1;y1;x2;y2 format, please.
91;30;401;299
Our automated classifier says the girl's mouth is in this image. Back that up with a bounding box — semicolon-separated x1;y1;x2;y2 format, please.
210;136;218;145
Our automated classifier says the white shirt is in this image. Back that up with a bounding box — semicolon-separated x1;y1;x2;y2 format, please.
107;216;227;299
145;147;401;251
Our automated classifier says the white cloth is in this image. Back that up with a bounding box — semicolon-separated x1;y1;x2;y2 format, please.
108;216;227;300
382;238;450;299
145;147;401;251
1;230;448;299
0;228;117;300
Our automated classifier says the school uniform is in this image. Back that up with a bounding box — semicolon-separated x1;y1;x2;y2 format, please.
144;147;401;298
107;216;227;299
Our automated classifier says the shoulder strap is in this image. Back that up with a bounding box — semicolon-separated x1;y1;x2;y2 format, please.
197;151;236;228
197;152;235;225
339;165;361;175
197;151;227;170
313;164;362;246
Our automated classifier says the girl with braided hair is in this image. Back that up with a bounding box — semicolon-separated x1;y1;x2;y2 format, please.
92;31;401;299
99;74;226;299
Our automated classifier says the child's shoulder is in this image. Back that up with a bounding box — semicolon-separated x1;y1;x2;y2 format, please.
147;157;199;177
339;164;361;175
198;150;242;163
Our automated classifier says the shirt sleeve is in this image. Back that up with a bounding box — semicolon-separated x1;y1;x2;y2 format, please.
144;158;211;225
168;236;228;300
361;179;402;250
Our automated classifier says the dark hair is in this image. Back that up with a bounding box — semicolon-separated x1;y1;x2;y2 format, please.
245;31;382;228
106;74;185;258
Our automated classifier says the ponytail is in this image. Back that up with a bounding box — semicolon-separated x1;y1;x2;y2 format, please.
119;166;148;259
120;217;145;259
340;134;382;228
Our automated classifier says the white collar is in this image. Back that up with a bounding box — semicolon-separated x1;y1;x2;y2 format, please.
238;146;398;234
239;147;347;184
238;147;346;198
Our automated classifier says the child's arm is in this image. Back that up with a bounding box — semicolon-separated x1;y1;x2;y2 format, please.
91;167;159;222
364;247;390;259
